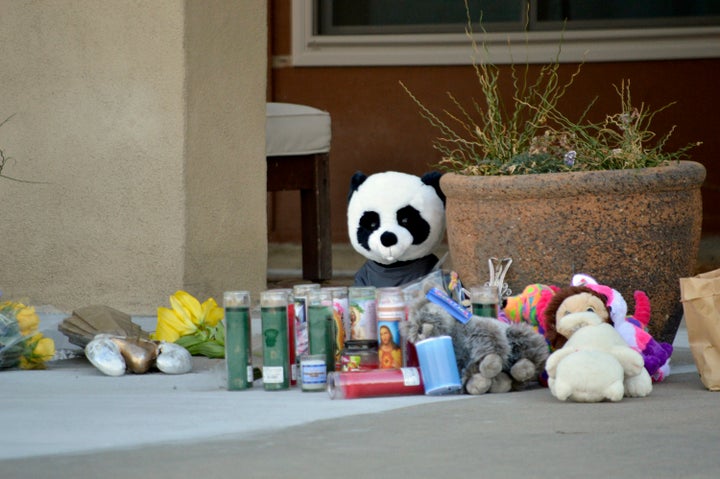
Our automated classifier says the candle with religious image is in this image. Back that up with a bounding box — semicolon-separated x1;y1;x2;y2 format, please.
376;287;405;369
292;284;320;359
348;286;377;340
324;286;349;370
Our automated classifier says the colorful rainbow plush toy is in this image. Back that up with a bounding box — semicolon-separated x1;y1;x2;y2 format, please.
502;283;558;387
502;283;559;338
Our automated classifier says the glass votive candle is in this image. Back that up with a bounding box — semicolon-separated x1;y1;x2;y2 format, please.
260;290;291;390
224;291;253;391
308;289;336;372
470;285;499;318
300;354;327;392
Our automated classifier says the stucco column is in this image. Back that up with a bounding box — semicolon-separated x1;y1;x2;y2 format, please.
183;1;268;306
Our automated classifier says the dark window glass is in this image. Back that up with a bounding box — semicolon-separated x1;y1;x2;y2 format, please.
317;0;526;34
317;0;720;35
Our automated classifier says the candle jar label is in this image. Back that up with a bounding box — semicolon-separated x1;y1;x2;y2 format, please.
293;296;309;357
292;284;321;359
400;367;421;386
340;339;379;371
349;298;376;340
262;366;285;384
331;297;348;369
377;320;403;369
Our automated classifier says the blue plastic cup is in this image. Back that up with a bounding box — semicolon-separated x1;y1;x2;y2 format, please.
414;336;462;395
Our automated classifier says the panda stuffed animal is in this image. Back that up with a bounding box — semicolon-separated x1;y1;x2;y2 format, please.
347;171;446;287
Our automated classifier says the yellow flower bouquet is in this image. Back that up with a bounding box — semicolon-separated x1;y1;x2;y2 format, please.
151;291;226;358
0;300;56;370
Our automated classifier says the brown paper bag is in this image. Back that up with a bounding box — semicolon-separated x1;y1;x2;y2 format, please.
680;268;720;391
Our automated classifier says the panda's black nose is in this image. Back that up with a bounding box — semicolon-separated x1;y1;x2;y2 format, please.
380;232;398;247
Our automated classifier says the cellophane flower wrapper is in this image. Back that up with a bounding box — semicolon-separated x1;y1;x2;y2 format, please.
0;303;55;370
0;310;25;368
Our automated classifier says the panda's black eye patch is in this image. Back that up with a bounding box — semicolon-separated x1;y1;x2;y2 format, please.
357;211;380;251
359;211;380;231
396;205;430;245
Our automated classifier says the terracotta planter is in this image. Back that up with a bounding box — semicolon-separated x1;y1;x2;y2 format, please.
441;161;706;344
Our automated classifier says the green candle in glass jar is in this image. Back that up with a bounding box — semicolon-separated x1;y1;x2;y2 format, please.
261;290;290;390
224;291;253;390
308;289;336;372
471;285;499;318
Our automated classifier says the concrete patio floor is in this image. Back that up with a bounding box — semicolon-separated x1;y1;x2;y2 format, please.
1;237;719;478
1;318;716;479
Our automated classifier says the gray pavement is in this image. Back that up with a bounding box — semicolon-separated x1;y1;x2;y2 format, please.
0;313;718;479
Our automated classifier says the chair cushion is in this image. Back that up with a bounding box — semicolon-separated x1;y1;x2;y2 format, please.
266;103;331;156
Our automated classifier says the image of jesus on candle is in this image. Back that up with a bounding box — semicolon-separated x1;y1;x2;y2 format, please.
378;324;402;369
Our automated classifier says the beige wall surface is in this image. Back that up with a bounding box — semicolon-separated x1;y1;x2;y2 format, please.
0;0;267;314
184;1;268;307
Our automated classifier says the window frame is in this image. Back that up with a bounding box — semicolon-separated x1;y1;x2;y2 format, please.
288;0;720;66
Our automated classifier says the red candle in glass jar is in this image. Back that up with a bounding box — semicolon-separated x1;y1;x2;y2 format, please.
287;302;296;386
327;368;424;399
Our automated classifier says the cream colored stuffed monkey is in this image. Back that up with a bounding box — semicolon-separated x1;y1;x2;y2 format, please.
546;311;652;402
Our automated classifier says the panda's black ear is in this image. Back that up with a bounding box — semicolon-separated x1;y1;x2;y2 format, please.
421;171;446;205
348;171;368;203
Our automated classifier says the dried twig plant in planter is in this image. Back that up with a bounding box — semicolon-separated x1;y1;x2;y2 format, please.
401;3;704;343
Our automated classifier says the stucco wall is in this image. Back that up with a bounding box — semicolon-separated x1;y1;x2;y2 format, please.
0;0;267;314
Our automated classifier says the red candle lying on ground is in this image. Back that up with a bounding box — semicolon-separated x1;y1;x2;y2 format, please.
327;368;425;399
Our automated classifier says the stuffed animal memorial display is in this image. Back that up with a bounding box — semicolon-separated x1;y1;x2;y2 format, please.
505;273;673;382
